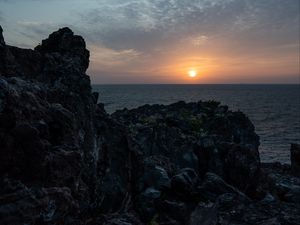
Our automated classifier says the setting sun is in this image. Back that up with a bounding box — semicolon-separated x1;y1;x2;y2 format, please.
188;70;197;78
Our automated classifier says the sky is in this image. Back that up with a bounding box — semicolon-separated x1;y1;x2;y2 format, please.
0;0;299;84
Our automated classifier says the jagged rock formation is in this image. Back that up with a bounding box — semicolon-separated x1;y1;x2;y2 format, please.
0;26;135;224
0;26;299;225
113;102;260;192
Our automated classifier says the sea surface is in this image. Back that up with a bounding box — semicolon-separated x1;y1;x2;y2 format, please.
92;84;300;163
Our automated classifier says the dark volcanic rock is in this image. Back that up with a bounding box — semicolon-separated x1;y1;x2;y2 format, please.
197;172;248;201
0;26;6;75
113;101;260;192
0;178;79;225
171;168;199;194
0;26;4;46
291;143;300;175
0;26;299;225
0;26;135;224
35;27;90;77
142;159;171;190
112;102;270;224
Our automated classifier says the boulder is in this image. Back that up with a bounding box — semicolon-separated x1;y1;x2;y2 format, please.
136;188;161;222
171;168;199;194
142;160;171;190
197;172;248;201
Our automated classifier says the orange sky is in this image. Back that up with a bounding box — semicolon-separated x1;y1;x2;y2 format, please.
88;35;299;84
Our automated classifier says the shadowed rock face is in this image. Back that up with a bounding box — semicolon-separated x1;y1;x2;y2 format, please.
0;26;136;224
0;26;6;75
0;26;4;46
112;101;260;192
0;26;299;225
291;143;300;175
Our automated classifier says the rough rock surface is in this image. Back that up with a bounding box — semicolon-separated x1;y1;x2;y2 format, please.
0;26;299;224
112;101;260;192
0;26;135;224
291;143;300;175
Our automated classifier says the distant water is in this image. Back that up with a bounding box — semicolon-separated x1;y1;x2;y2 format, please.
92;84;300;163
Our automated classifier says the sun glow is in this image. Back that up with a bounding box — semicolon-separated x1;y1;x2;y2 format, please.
188;70;197;78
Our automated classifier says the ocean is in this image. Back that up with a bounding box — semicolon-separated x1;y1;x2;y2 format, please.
92;84;300;163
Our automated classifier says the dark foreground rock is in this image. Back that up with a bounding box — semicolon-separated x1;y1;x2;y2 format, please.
0;26;299;224
291;143;300;175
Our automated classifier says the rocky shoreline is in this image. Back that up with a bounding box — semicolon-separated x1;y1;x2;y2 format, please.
0;27;299;225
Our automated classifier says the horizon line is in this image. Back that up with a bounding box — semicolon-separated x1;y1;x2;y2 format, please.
92;83;300;85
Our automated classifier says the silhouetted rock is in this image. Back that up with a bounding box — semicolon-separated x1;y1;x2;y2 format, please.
0;26;6;75
0;25;4;46
35;27;89;76
0;26;135;224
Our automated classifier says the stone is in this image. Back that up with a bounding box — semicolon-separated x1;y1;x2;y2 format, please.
291;143;300;175
257;218;281;225
171;168;199;194
92;91;99;104
189;202;218;225
136;188;161;222
221;143;260;192
260;193;277;204
157;200;188;224
282;185;300;203
142;159;171;190
197;172;248;201
93;213;143;225
142;187;161;199
0;178;79;225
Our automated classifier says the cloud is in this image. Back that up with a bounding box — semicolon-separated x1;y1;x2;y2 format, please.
17;21;61;36
13;20;75;47
1;0;298;83
77;0;299;54
89;44;142;70
77;0;236;50
0;10;4;22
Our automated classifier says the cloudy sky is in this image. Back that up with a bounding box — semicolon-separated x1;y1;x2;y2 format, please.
0;0;299;84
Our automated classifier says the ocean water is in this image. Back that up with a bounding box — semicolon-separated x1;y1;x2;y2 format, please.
92;84;300;163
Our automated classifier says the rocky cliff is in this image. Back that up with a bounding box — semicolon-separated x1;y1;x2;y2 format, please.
0;26;299;225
